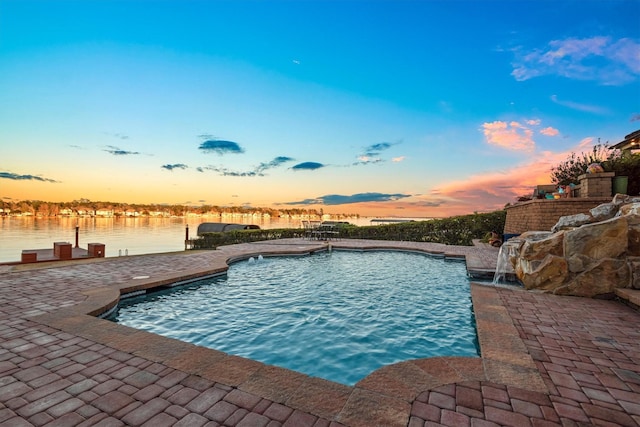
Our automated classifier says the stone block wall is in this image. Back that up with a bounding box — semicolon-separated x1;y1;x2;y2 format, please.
504;198;612;234
578;172;615;197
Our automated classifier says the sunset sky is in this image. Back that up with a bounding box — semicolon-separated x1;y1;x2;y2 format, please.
1;0;639;217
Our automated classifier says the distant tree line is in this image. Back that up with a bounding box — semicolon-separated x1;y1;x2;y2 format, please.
0;198;359;219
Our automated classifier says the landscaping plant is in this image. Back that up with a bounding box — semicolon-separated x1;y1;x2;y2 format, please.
190;210;507;249
550;142;639;194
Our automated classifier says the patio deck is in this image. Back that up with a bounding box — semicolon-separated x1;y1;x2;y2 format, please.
0;239;638;426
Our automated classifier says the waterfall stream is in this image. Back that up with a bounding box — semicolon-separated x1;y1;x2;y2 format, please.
492;244;509;284
492;240;519;284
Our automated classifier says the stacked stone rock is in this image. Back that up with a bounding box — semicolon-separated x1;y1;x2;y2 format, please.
504;194;640;297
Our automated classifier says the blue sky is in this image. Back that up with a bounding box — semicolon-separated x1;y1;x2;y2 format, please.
1;0;638;216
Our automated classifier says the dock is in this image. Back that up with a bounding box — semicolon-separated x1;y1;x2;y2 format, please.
2;241;106;266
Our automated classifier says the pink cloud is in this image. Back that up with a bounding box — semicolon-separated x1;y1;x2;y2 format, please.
429;138;598;213
540;127;559;136
482;120;535;151
352;137;602;218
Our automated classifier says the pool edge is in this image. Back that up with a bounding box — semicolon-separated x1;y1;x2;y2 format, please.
27;239;544;426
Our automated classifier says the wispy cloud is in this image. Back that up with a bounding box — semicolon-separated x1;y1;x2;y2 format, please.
292;161;324;171
439;101;453;113
481;120;536;151
364;142;393;156
104;145;141;156
392;156;405;163
201;166;258;177
161;164;188;171
256;156;295;174
353;141;399;166
281;192;411;206
0;171;59;183
198;139;245;155
198;156;295;177
632;113;640;122
511;36;640;85
550;95;609;115
354;156;383;166
104;132;129;140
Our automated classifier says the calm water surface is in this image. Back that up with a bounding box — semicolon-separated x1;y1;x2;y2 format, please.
111;251;478;386
0;216;296;262
0;216;397;263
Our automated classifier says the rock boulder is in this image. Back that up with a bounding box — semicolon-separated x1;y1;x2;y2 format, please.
507;195;640;297
563;216;628;261
551;213;592;233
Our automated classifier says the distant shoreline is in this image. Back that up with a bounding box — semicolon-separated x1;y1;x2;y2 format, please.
0;213;440;224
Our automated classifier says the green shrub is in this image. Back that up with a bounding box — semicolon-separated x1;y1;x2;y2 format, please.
190;228;303;249
338;210;506;246
550;143;640;195
189;210;507;249
607;150;640;195
551;143;613;185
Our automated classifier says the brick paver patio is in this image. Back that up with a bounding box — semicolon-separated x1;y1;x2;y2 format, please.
0;239;638;426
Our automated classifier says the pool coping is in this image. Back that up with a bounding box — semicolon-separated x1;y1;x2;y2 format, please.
27;240;545;426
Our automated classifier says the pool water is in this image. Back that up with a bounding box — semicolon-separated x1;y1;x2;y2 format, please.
111;250;479;385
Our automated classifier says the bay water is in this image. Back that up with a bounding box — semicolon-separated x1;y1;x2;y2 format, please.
0;216;383;263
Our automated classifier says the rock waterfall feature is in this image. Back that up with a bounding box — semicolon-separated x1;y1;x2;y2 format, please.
503;195;640;297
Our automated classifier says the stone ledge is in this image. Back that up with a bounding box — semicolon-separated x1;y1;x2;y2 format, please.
615;288;640;308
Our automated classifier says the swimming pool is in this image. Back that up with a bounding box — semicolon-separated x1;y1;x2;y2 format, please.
111;250;479;386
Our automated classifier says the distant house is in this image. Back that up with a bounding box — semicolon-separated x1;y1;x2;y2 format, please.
612;129;640;153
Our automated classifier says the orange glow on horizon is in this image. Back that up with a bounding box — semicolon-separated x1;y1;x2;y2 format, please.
1;137;609;218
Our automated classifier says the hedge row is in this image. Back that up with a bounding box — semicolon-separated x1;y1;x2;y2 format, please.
190;228;303;249
189;210;507;249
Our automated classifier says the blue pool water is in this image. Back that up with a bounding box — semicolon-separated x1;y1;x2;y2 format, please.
111;250;479;385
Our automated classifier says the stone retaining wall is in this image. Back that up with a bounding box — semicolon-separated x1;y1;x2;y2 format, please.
505;195;640;297
504;198;612;234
